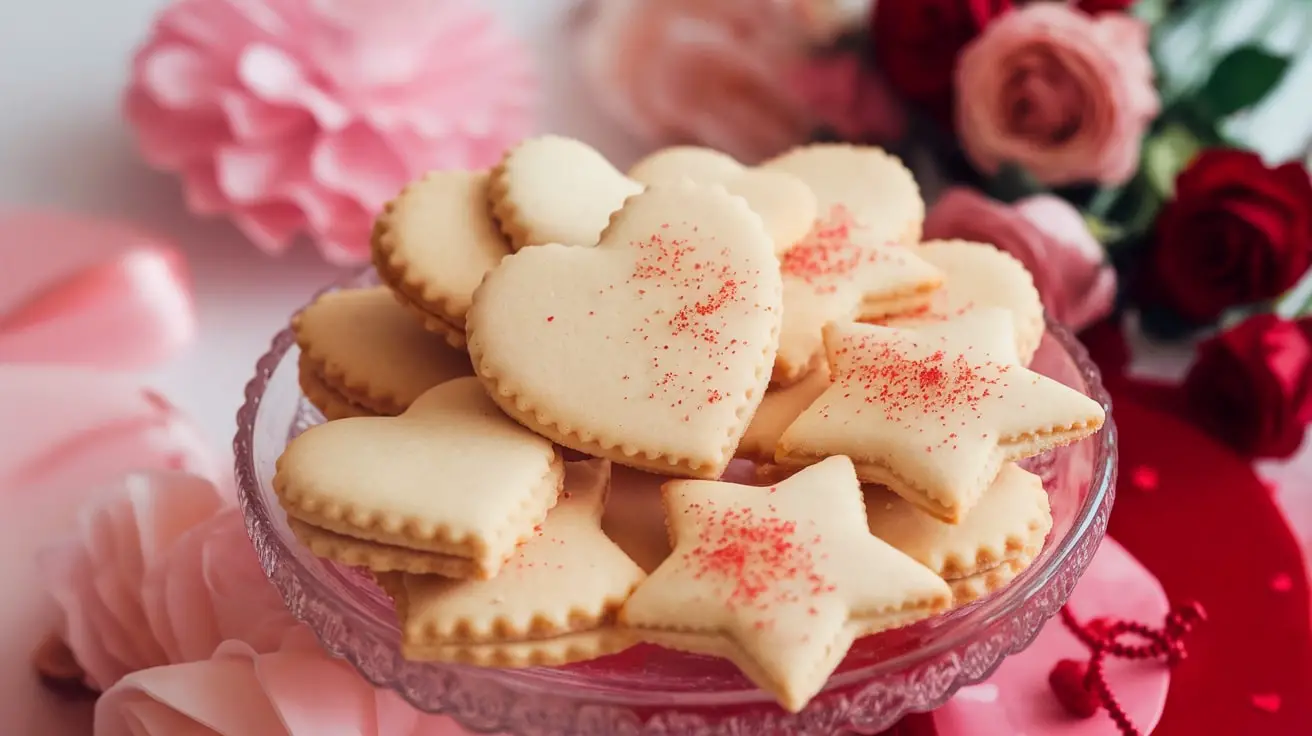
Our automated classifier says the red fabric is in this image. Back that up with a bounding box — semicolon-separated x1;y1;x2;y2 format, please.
1083;320;1312;734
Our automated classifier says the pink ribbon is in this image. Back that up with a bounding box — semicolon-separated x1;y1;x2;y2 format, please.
0;210;207;494
0;210;195;370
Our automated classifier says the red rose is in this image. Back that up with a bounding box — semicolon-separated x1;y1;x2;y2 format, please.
1076;0;1135;12
1147;150;1312;323
1183;314;1312;459
871;0;1013;123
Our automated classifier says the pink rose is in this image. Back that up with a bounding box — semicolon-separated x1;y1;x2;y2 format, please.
924;187;1117;331
95;636;478;736
39;471;298;690
792;52;908;144
955;4;1158;186
574;0;810;162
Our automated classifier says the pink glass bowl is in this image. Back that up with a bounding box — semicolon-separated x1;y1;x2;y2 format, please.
235;273;1117;735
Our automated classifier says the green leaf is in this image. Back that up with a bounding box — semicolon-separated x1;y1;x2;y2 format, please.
1142;124;1202;198
1198;45;1290;119
984;163;1044;204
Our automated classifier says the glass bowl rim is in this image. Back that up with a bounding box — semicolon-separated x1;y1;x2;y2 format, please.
233;270;1118;718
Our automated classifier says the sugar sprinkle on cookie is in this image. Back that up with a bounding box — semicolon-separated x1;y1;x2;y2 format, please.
776;310;1104;523
466;182;783;479
620;456;951;712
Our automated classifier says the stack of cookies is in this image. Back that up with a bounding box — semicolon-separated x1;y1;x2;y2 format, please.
273;137;1106;713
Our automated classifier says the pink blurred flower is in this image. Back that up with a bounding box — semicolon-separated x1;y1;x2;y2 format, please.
955;3;1158;186
793;52;907;144
39;471;298;691
574;0;811;163
0;368;216;496
0;210;194;370
95;637;481;736
925;187;1117;331
124;0;537;264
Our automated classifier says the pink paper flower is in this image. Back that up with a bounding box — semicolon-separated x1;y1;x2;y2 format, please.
39;471;298;690
792;52;907;145
95;637;480;736
955;3;1158;186
124;0;537;264
0;210;194;370
0;368;216;495
574;0;811;163
924;187;1117;331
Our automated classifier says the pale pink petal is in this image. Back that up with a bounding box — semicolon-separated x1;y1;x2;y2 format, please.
256;653;375;735
181;162;229;215
232;201;305;254
0;248;195;370
95;653;285;736
312;198;374;265
237;44;350;130
218;91;312;142
139;44;227;109
199;511;298;653
214;138;313;204
124;89;231;169
310;124;407;210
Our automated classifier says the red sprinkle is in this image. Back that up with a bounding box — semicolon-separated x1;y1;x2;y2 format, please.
683;504;832;611
780;205;905;293
546;316;555;323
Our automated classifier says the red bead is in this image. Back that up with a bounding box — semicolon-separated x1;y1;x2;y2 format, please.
1049;659;1101;718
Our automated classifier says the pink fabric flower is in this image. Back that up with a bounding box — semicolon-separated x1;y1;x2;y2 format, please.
38;471;298;690
95;637;480;736
574;0;811;163
124;0;538;264
792;52;907;144
0;210;194;370
955;4;1158;186
924;187;1117;331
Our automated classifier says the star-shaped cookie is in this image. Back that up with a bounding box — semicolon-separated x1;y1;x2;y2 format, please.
620;455;951;712
776;310;1104;523
774;206;942;384
379;460;647;667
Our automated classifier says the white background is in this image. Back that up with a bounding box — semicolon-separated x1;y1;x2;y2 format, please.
0;0;647;447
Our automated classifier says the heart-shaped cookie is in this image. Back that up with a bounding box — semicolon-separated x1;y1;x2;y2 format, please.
628;146;819;253
489;135;644;250
273;377;563;579
763;143;925;246
466;182;783;479
293;287;474;418
372;170;512;348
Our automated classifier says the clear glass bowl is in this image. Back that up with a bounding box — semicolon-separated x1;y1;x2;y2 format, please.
235;272;1117;736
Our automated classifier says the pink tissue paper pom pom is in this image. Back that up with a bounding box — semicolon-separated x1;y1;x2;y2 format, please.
38;471;299;691
124;0;538;264
924;187;1117;332
573;0;812;163
95;634;486;736
0;210;195;371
